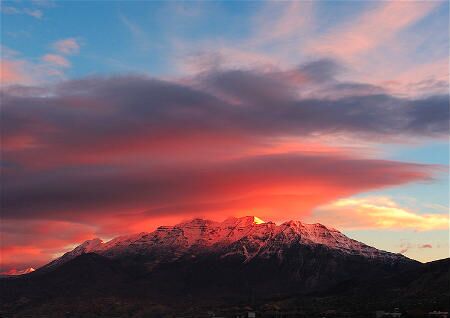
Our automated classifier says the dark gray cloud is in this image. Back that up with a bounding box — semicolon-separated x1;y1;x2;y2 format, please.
1;59;447;223
1;153;435;220
2;65;448;159
297;58;343;82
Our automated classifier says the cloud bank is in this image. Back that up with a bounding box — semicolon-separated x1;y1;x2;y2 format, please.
1;60;448;271
313;197;449;231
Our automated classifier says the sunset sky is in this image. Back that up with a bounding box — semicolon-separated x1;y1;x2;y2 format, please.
1;0;449;273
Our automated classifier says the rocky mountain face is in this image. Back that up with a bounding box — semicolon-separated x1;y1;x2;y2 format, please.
2;216;448;317
44;216;407;270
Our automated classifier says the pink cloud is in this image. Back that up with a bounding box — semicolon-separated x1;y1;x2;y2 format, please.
0;59;31;85
251;1;314;45
42;54;71;68
53;38;80;55
0;41;82;86
172;1;444;99
381;58;449;97
309;1;441;59
1;48;72;86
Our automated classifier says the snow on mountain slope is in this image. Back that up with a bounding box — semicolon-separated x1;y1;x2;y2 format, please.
47;216;405;268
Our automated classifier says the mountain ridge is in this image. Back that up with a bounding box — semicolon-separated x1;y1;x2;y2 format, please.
2;216;448;316
42;215;408;271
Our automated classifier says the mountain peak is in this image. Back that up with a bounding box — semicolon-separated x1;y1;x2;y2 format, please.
78;238;104;252
223;215;266;226
281;220;303;227
176;217;218;228
247;216;265;224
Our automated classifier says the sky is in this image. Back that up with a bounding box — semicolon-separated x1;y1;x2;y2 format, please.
0;0;449;273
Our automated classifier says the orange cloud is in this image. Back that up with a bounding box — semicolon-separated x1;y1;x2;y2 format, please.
312;197;449;231
0;267;35;276
0;220;98;272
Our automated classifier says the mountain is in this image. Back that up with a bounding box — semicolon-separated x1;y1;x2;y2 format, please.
1;216;448;317
44;216;407;270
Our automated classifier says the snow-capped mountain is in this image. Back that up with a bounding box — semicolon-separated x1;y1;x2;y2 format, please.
47;216;405;269
6;216;445;316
